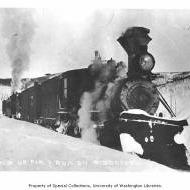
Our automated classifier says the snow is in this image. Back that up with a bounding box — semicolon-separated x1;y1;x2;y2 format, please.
0;116;174;171
120;133;144;155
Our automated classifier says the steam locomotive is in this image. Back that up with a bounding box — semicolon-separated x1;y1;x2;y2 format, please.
2;27;190;170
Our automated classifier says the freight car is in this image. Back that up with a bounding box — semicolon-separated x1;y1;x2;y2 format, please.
20;82;41;122
39;69;93;132
2;26;190;170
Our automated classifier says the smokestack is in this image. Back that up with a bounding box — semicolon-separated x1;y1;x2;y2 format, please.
95;50;99;57
1;9;36;93
117;27;152;77
93;50;102;64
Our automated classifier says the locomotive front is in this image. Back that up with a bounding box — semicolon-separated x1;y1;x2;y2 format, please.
118;27;159;115
98;27;190;170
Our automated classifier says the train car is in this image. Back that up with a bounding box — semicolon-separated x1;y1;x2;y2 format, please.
13;69;93;129
10;93;17;118
57;68;94;135
15;93;21;119
57;69;93;113
20;82;41;122
39;75;59;127
39;69;93;132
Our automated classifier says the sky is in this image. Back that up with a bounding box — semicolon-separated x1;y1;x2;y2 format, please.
1;9;190;78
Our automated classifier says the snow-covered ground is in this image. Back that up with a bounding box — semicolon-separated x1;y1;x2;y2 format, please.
0;116;175;171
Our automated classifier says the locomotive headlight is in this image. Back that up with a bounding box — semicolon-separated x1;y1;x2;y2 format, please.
139;53;155;72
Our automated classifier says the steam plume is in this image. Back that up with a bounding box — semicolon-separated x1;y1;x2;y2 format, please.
1;9;36;92
78;81;107;144
78;92;99;144
78;57;126;144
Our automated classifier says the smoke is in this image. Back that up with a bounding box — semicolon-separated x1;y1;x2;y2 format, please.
78;92;99;144
89;59;117;82
75;11;129;143
1;9;36;93
78;57;127;144
78;81;107;144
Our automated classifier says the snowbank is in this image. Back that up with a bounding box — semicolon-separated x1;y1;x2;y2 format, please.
0;116;174;171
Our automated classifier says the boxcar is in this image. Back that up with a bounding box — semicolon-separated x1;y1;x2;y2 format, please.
10;93;17;118
20;82;41;122
58;69;93;112
39;68;93;128
40;76;59;126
